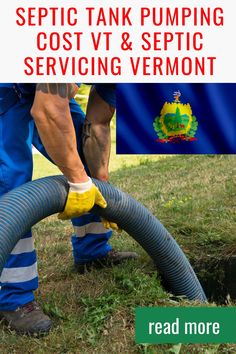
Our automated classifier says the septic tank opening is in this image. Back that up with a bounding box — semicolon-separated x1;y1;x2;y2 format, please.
194;255;236;304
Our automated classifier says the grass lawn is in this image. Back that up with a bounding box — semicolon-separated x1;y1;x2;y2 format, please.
0;153;235;354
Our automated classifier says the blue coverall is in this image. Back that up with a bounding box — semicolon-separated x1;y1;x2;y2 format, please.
0;83;115;311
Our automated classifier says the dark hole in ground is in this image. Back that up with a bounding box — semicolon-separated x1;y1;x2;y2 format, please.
193;255;236;304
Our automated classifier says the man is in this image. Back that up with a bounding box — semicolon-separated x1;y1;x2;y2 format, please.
0;83;137;335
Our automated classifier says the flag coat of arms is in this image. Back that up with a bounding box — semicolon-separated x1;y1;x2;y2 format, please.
116;84;236;154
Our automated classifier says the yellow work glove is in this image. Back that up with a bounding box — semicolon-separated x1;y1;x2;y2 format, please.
101;219;122;232
58;178;107;220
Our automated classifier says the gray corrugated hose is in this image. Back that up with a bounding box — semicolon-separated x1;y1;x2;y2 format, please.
0;175;207;301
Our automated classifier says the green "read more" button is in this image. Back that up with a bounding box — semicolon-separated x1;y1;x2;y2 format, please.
135;307;236;344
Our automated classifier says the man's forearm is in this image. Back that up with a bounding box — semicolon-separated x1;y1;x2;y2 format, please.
83;86;115;181
31;83;88;183
83;120;111;181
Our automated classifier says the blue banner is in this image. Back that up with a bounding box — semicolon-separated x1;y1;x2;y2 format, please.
116;84;236;154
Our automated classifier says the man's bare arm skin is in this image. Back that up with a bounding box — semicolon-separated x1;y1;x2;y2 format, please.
82;86;115;181
31;83;88;183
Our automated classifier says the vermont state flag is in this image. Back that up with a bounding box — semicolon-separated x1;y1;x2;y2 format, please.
116;84;236;154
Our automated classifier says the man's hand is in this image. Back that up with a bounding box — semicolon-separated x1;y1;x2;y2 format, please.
31;83;89;184
58;178;107;220
101;219;122;233
82;85;121;231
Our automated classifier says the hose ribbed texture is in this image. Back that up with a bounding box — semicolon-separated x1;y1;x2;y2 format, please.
0;175;206;302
